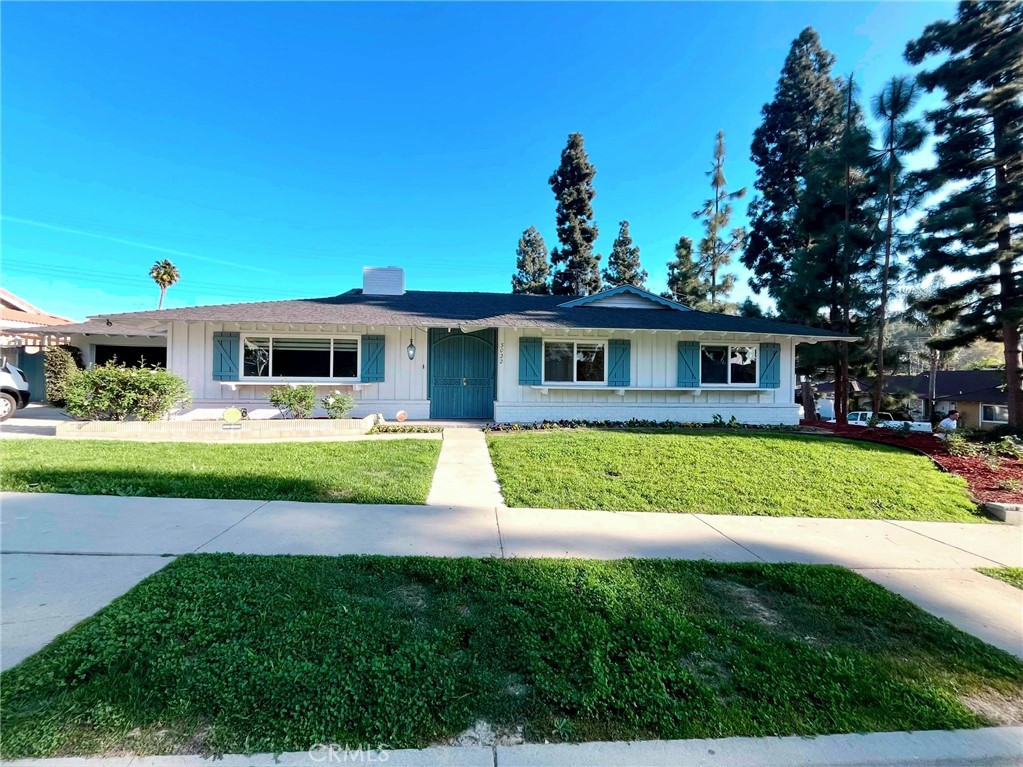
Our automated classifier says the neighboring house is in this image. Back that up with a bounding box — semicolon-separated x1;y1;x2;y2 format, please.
810;370;1008;430
29;267;854;423
0;289;74;402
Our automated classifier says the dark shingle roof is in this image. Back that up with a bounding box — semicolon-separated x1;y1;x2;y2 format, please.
812;371;1007;404
62;290;852;339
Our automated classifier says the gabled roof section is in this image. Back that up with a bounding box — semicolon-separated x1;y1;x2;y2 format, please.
558;285;690;311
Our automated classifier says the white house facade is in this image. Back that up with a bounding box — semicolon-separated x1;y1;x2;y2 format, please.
36;268;855;425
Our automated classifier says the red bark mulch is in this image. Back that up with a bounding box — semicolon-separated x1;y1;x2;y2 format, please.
801;421;1023;505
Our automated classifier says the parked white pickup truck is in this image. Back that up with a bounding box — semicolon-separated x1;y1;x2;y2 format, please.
830;411;933;433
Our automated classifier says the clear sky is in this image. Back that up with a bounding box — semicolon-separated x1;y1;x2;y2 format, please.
1;1;955;321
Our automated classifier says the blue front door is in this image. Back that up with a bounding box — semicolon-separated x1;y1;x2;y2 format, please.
429;329;496;419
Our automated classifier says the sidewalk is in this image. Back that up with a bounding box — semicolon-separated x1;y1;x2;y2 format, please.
2;726;1020;767
3;491;1022;664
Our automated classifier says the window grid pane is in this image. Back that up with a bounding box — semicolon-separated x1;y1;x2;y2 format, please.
730;345;757;385
575;343;605;383
544;342;574;382
243;337;270;377
701;346;728;385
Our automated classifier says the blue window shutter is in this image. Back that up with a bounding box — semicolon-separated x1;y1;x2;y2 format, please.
760;342;782;388
519;337;542;385
607;339;631;387
677;341;699;387
212;332;239;381
361;335;385;382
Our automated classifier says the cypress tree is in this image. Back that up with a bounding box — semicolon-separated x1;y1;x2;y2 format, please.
905;1;1023;427
549;133;602;295
602;220;648;288
742;28;846;298
662;236;709;308
511;226;552;294
693;130;745;309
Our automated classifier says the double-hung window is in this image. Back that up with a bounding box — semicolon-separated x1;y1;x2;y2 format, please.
543;341;606;384
700;344;758;386
241;336;359;380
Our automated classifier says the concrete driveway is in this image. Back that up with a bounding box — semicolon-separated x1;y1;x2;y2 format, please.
0;403;70;438
2;491;1021;669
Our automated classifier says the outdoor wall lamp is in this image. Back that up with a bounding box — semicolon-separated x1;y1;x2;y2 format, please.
406;334;416;361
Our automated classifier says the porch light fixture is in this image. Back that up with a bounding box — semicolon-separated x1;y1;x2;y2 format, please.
406;334;416;361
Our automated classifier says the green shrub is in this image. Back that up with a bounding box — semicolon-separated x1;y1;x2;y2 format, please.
268;385;316;419
321;390;356;419
64;362;191;421
43;345;83;407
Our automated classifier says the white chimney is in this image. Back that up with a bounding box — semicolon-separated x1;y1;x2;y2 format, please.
362;267;405;296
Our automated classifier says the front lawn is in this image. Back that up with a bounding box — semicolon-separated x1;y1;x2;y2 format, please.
0;438;440;504
488;430;980;521
2;555;1020;757
979;567;1023;590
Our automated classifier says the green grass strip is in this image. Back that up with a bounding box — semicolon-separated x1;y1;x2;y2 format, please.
0;438;441;504
488;430;979;521
978;567;1023;590
3;555;1020;757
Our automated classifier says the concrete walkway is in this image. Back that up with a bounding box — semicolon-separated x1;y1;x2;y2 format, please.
3;492;1022;664
0;404;70;439
426;428;504;508
2;726;1020;766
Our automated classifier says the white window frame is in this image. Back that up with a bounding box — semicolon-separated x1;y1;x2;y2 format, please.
981;403;1009;424
238;332;361;381
699;343;760;387
542;339;608;385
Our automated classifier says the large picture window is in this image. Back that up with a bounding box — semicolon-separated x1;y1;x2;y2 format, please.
700;344;758;386
544;341;606;384
982;404;1008;423
241;335;360;379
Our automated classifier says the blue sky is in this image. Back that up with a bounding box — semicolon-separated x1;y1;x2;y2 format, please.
1;1;954;321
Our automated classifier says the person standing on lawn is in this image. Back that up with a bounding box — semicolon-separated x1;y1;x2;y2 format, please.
936;410;959;440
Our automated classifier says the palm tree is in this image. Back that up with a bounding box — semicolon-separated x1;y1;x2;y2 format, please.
149;259;180;309
871;76;925;416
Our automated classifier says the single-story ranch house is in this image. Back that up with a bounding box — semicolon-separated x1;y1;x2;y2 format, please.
32;267;855;424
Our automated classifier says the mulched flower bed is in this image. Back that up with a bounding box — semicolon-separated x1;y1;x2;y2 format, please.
802;421;1023;505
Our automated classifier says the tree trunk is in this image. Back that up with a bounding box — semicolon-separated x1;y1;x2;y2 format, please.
157;286;165;310
992;113;1022;427
1000;258;1022;428
928;350;938;421
801;379;817;421
873;167;895;417
836;74;854;426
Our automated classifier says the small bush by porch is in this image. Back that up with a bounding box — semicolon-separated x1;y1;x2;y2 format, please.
487;430;981;522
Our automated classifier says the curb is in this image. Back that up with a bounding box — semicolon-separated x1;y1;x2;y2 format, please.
3;726;1021;767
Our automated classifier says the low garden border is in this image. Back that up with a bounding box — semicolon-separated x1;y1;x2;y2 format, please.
55;415;380;442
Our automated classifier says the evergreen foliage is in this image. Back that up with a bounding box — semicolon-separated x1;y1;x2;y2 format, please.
549;133;602;295
743;28;847;297
693;131;745;309
870;75;926;414
662;236;708;307
602;220;647;288
905;0;1023;426
510;226;551;294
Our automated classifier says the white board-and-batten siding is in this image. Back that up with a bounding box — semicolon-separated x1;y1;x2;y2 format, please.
163;321;800;424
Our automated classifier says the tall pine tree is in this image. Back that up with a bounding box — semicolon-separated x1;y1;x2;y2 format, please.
602;220;647;288
742;28;846;299
662;236;708;307
511;226;551;294
549;133;602;295
693;130;745;309
870;76;926;415
906;1;1023;427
